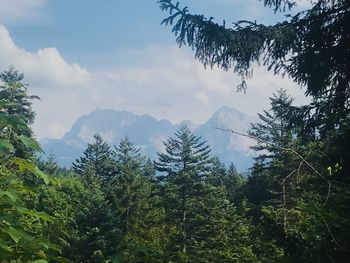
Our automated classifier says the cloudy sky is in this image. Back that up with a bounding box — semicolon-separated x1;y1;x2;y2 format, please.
0;0;310;139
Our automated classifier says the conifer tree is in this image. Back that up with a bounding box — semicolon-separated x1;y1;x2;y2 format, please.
155;126;212;174
154;126;212;257
244;89;349;261
155;126;256;262
249;89;294;167
0;66;37;128
39;151;60;176
225;163;244;203
248;89;297;202
0;66;40;158
207;156;226;187
248;89;297;203
158;0;350;130
38;177;119;262
247;89;298;228
73;134;115;184
143;157;156;178
112;136;161;261
112;136;144;233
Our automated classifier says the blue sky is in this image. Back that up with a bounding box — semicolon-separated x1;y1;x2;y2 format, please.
0;0;309;139
6;0;290;69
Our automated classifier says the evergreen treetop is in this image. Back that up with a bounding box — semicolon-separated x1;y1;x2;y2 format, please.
73;134;115;183
0;66;38;127
154;125;212;176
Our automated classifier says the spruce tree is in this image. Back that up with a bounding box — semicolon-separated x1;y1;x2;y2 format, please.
143;157;156;178
39;151;60;176
112;136;161;261
0;66;37;128
207;156;226;187
155;126;212;175
112;136;144;233
73;134;115;184
247;89;298;232
0;66;40;158
248;89;297;203
154;126;212;258
155;126;256;262
244;89;348;261
38;176;120;262
225;163;244;203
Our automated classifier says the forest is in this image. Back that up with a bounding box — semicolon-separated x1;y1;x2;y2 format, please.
0;0;349;262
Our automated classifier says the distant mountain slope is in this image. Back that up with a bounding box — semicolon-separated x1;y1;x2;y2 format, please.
40;107;257;171
195;106;256;171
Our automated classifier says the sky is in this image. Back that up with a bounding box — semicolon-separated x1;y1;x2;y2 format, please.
0;0;310;139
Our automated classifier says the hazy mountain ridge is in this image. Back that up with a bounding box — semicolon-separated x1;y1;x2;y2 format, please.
41;107;257;171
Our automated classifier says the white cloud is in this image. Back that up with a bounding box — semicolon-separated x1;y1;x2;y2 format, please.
0;25;309;140
0;0;46;23
0;26;90;86
194;92;210;106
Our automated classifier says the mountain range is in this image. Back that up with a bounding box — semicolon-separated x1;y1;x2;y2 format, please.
40;106;257;171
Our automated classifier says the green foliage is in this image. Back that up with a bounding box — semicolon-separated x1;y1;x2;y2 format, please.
111;137;164;262
0;66;40;159
158;4;350;235
225;163;245;203
155;126;212;175
0;168;59;262
2;22;349;260
38;151;60;176
0;67;61;262
73;134;115;185
0;66;37;127
155;126;258;262
244;90;350;261
38;176;119;262
158;0;350;113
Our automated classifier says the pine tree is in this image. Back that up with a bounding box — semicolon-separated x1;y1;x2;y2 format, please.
112;136;144;233
225;163;244;203
143;157;156;178
38;176;120;262
207;156;226;187
249;89;294;168
0;66;37;128
155;126;212;175
73;134;115;184
154;126;212;258
155;126;256;262
247;89;297;206
247;89;298;234
244;89;349;261
0;66;40;158
39;151;60;176
112;136;162;261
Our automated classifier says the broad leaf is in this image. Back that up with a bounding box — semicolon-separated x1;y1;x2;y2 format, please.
17;135;42;152
0;138;14;154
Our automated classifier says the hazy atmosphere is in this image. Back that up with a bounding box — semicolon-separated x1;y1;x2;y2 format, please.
1;1;349;262
0;0;308;139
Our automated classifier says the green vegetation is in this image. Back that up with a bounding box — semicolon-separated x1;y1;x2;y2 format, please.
1;63;349;261
157;0;350;261
0;0;349;262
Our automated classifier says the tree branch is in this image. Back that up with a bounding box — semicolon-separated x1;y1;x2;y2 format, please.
214;127;331;203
